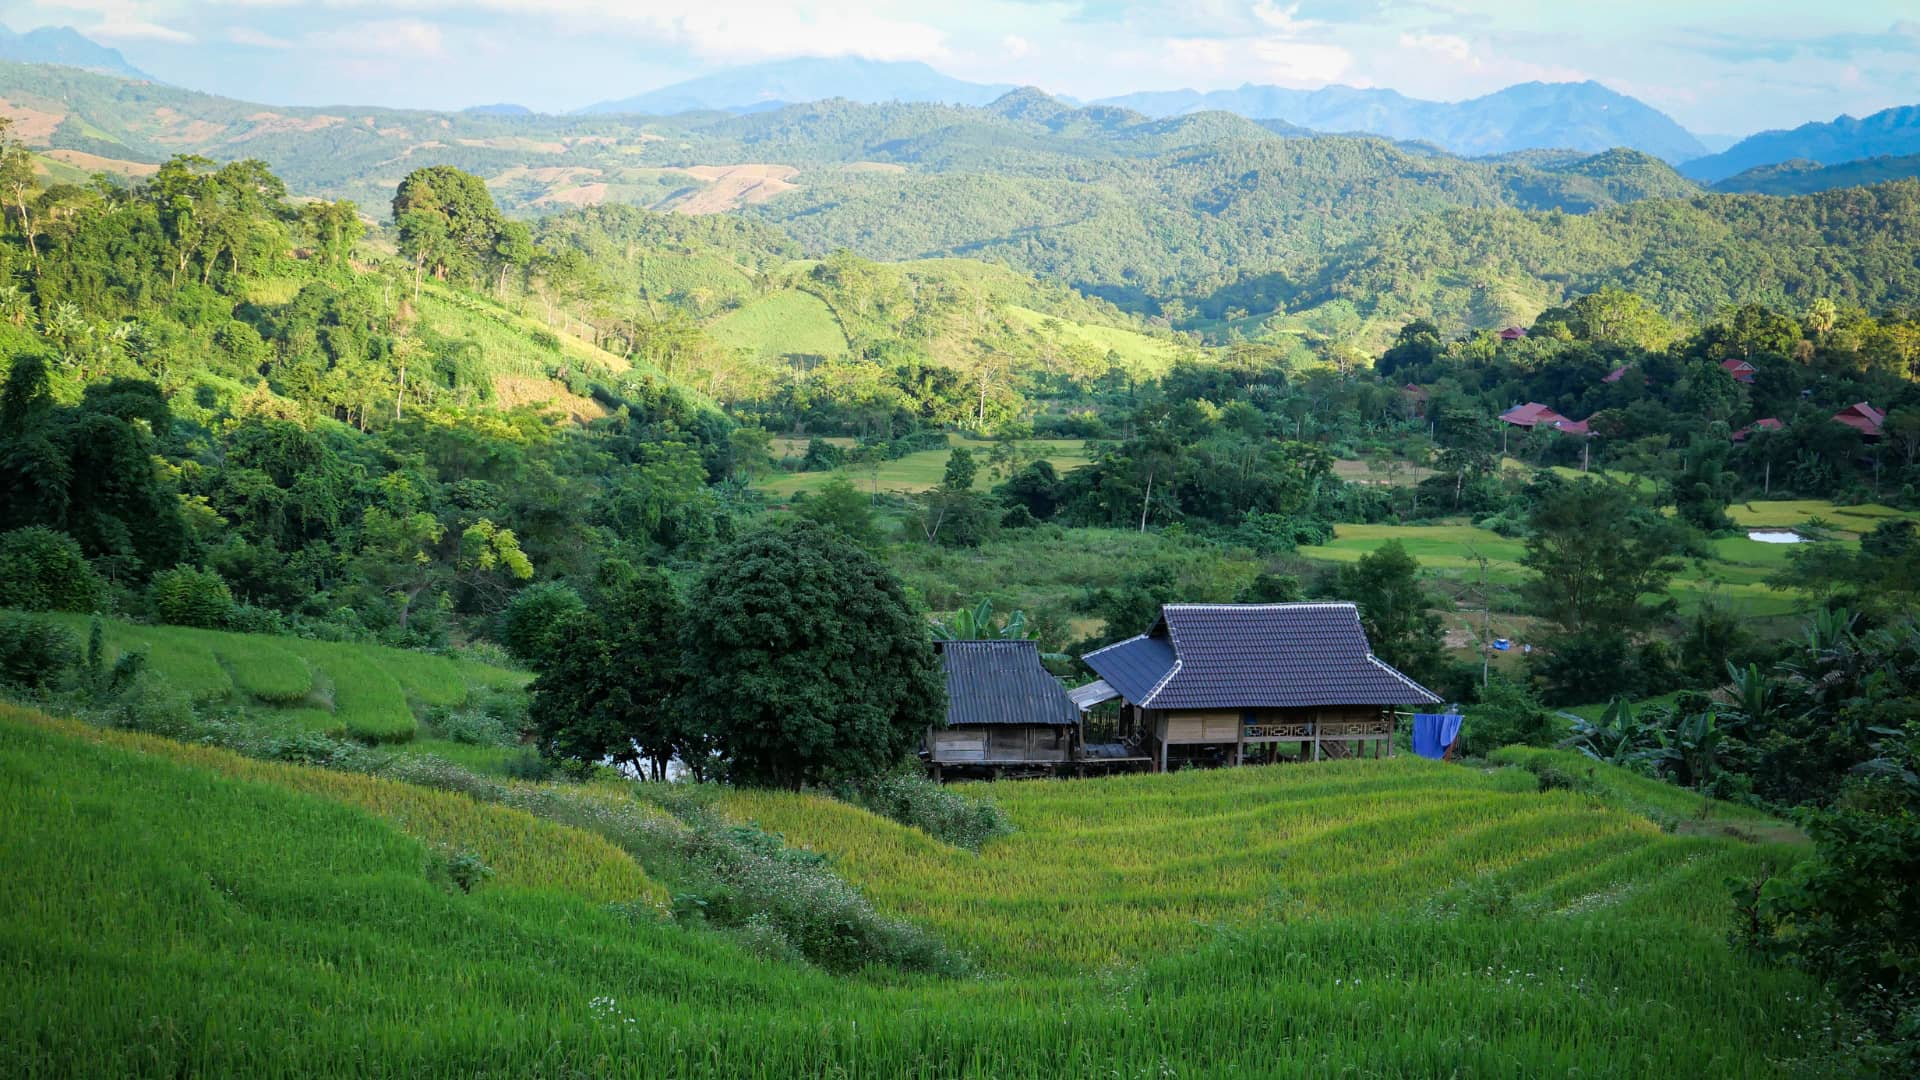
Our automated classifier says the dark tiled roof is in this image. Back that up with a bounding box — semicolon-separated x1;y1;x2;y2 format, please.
1081;633;1177;704
1082;603;1441;710
934;640;1080;727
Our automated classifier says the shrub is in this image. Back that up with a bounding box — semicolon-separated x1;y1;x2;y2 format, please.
0;526;105;612
98;669;200;739
431;706;515;747
841;770;1013;851
148;566;236;629
495;582;585;665
0;613;79;693
1458;676;1557;757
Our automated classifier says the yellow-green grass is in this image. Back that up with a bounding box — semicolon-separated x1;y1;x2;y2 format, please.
33;614;524;743
718;755;1805;975
708;290;849;359
1726;499;1918;538
758;437;1092;499
1488;746;1794;838
0;705;1827;1075
10;708;664;908
1004;305;1183;377
1299;523;1809;617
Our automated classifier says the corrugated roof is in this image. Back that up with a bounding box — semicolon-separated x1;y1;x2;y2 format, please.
1081;633;1177;703
1082;603;1442;710
934;640;1080;727
1068;679;1120;710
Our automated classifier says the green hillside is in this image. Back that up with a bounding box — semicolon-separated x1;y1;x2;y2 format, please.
2;704;1827;1076
35;614;523;744
708;290;849;360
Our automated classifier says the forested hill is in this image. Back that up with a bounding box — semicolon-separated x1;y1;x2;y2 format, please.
1273;180;1920;338
1683;103;1920;183
1713;154;1920;196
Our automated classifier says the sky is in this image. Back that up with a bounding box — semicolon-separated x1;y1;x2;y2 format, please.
7;1;1920;135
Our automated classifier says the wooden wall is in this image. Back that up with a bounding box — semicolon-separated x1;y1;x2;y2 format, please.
928;724;1073;764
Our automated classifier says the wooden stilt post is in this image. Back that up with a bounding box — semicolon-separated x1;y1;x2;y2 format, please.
1312;720;1322;762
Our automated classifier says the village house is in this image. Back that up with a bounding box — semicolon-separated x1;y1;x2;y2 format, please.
1832;402;1885;440
924;640;1114;778
1498;326;1528;342
1075;604;1442;772
1732;417;1783;442
1720;358;1758;384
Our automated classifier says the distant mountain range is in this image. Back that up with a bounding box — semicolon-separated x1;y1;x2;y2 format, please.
5;25;1920;193
1093;81;1708;163
579;58;1017;116
0;23;149;80
1683;104;1920;182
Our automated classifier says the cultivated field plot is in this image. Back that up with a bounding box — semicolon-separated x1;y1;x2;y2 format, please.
35;614;523;743
758;437;1093;499
718;756;1798;974
3;707;1826;1077
1296;513;1841;616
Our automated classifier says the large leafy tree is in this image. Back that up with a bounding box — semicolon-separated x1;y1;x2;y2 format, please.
1521;476;1683;637
681;519;944;788
1333;540;1446;684
529;567;687;779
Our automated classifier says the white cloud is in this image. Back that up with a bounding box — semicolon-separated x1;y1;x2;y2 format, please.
226;26;293;49
309;19;445;58
1249;38;1353;83
1001;34;1032;61
86;19;193;44
1399;32;1477;68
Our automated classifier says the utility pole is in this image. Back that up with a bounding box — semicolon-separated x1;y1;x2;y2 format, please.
1469;546;1492;690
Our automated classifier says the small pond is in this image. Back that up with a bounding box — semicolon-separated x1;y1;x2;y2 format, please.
1747;530;1806;544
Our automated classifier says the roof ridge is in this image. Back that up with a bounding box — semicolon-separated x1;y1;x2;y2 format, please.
1138;658;1184;708
1082;632;1148;660
1162;602;1357;611
1366;654;1442;703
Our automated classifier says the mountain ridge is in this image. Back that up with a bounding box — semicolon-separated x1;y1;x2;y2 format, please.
1092;79;1708;162
579;57;1019;116
0;23;150;80
1683;103;1920;182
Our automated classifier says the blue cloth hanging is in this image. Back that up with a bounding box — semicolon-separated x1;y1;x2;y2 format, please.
1412;714;1464;759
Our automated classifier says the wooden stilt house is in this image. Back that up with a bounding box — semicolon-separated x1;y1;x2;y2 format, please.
925;640;1083;778
1076;603;1442;771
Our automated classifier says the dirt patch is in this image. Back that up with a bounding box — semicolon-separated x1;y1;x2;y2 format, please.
492;374;604;422
457;136;567;154
43;149;159;177
538;183;611;206
150;107;225;145
499;165;604;184
668;163;799;214
0;100;65;142
229;113;345;143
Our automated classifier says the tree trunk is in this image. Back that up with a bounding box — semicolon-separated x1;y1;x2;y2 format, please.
1139;467;1154;533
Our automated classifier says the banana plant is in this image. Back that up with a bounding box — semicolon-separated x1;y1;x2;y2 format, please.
931;599;1066;661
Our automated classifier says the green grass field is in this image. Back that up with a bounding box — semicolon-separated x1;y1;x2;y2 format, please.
34;614;523;744
1005;304;1184;378
1298;516;1823;618
1;704;1829;1076
758;438;1093;499
708;290;850;359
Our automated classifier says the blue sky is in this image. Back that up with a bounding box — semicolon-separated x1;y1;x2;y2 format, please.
11;1;1920;134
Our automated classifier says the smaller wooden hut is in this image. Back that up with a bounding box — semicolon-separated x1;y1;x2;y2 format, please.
926;640;1081;778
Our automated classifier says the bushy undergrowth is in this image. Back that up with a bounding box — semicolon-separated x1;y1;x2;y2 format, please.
840;770;1013;851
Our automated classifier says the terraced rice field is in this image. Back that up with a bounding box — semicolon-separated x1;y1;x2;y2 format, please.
716;755;1801;974
0;705;1827;1077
